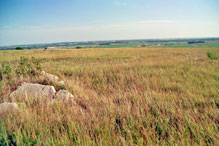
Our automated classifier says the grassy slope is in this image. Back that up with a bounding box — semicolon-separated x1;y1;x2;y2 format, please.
0;47;219;145
89;43;219;49
92;43;140;48
166;43;219;48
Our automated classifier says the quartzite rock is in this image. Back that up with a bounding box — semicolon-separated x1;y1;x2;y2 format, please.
0;102;19;115
56;90;75;104
10;82;56;99
41;71;64;85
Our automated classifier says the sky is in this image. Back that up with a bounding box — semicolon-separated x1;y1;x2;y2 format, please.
0;0;219;46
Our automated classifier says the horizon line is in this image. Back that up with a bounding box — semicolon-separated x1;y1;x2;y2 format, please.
1;36;219;47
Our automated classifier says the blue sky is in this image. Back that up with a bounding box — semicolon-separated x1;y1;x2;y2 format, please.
0;0;219;46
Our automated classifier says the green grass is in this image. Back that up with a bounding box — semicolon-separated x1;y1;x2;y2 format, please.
93;43;140;48
207;50;218;59
90;42;219;49
165;43;219;48
0;47;219;145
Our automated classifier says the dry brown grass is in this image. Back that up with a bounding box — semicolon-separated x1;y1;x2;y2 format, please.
0;47;219;145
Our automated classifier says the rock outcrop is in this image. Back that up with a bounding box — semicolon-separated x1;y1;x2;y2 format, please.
9;71;75;107
10;82;56;99
10;82;75;104
0;102;19;115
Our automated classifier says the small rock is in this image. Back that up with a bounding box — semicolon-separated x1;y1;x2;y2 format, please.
10;82;56;99
41;71;64;84
58;80;65;85
41;71;59;81
56;90;75;104
0;102;19;115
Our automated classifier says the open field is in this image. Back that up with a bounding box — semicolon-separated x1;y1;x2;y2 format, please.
1;38;218;50
0;47;219;145
161;43;219;48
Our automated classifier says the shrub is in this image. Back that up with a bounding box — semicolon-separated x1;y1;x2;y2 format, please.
0;64;12;80
15;47;24;50
76;46;83;49
0;56;41;82
15;56;41;77
207;50;218;60
0;56;42;90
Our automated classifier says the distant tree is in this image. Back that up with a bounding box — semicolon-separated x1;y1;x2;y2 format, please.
15;46;23;50
188;41;205;44
44;47;48;51
76;46;83;49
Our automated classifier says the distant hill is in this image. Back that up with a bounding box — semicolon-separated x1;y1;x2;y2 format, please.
0;37;219;50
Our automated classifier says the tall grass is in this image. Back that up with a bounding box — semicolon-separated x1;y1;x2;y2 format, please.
0;47;218;145
207;50;218;60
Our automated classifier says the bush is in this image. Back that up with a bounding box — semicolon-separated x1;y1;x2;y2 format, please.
0;56;42;89
15;56;41;77
15;47;23;50
207;50;218;60
76;46;83;49
0;64;11;80
0;57;41;80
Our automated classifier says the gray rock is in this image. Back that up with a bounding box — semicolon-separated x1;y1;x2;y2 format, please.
0;102;19;115
41;71;64;85
10;82;56;99
58;80;65;85
55;90;75;103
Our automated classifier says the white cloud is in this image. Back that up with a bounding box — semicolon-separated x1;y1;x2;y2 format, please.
136;20;176;24
114;1;128;6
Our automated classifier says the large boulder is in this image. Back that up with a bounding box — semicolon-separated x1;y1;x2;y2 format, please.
10;82;56;99
0;102;19;115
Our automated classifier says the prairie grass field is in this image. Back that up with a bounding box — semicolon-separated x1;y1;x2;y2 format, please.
0;47;219;145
